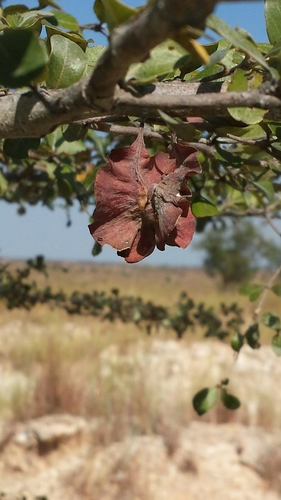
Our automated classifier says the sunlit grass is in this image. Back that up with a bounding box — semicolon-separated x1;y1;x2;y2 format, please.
0;262;281;445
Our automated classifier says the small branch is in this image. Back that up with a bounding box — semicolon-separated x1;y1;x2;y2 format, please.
218;208;281;218
254;264;281;318
87;121;165;141
86;0;217;101
1;84;281;139
265;208;281;237
0;0;280;140
218;132;265;146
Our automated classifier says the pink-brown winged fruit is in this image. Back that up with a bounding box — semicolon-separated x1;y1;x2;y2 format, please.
89;129;201;263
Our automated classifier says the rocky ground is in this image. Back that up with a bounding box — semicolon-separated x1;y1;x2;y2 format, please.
1;414;281;500
1;327;281;499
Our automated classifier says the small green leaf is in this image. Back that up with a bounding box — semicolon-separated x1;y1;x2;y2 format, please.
251;180;275;202
271;284;281;297
272;334;281;356
239;283;263;302
158;110;196;142
231;332;244;352
245;323;260;349
62;124;87;142
207;14;272;74
0;171;8;195
217;124;266;140
94;0;136;32
3;5;29;16
92;241;102;256
56;139;87;155
84;45;106;75
126;40;187;84
192;387;218;416
265;0;281;44
228;68;248;92
83;168;98;190
0;30;48;87
262;312;281;330
227;71;267;124
192;197;219;217
57;177;73;199
3;138;40;159
220;388;241;410
228;107;267;125
44;22;88;50
46;34;87;88
49;9;80;31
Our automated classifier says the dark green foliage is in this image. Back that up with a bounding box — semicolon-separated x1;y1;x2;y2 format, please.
193;387;219;415
193;380;241;415
0;258;245;340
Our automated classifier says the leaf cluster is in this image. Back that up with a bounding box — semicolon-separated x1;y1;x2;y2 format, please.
0;257;244;341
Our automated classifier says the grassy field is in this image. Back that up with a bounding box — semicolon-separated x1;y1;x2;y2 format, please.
0;261;281;436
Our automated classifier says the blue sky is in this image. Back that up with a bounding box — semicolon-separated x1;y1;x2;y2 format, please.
1;1;268;266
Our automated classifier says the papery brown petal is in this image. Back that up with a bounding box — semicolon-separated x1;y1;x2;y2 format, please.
89;215;140;252
89;130;149;251
165;205;196;248
155;203;182;250
168;144;201;174
89;129;201;263
118;224;155;263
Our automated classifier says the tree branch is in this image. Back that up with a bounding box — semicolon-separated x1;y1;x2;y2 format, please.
1;82;281;139
86;0;217;101
0;0;280;140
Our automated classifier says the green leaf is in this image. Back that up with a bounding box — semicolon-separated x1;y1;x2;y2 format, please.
0;30;48;87
6;9;55;30
126;40;187;84
0;171;8;195
44;22;88;50
57;176;73;199
228;68;248;92
239;283;263;302
46;35;87;89
3;5;29;16
62;124;87;142
262;312;281;330
92;241;102;256
192;387;218;416
192;196;219;217
251;180;275;202
83;168;98;190
94;0;136;31
271;284;281;297
56;139;87;155
265;0;281;44
84;45;106;75
49;9;80;31
227;71;267;124
158;110;196;142
272;334;281;356
231;332;244;352
207;14;272;74
220;388;241;410
228;107;267;125
3;138;40;159
245;323;260;349
217;124;266;140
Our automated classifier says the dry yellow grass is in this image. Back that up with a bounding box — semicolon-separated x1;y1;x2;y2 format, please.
0;261;281;436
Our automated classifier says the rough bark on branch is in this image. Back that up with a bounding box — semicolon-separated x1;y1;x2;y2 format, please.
0;0;279;140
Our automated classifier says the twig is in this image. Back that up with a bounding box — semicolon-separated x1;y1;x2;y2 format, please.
265;208;281;237
254;264;281;318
